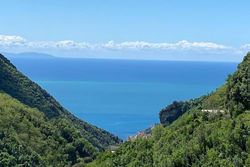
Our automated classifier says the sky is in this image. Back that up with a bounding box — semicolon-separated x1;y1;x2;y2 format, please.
0;0;250;61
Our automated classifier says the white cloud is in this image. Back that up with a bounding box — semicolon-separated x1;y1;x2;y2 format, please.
101;40;229;50
0;34;249;61
0;34;230;50
0;34;26;46
27;40;93;49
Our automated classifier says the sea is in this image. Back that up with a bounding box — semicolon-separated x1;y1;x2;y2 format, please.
10;58;238;140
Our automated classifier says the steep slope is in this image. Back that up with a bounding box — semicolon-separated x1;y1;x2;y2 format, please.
226;53;250;115
90;53;250;167
159;101;193;126
0;53;121;151
0;91;98;166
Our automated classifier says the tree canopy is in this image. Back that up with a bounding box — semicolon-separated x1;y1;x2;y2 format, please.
90;53;250;167
0;53;121;151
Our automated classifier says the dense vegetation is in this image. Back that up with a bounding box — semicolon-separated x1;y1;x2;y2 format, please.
0;92;98;166
0;53;122;166
226;53;250;116
90;53;250;167
0;53;121;151
0;52;249;166
159;101;190;126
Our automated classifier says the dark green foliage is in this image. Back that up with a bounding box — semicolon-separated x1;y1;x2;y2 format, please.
91;53;250;167
226;52;250;116
0;92;98;166
0;53;121;151
159;95;207;126
159;101;190;126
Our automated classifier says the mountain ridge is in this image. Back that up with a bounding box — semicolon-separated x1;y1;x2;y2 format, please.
0;53;122;166
2;52;55;59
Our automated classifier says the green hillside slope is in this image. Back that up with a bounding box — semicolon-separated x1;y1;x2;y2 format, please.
0;53;121;152
90;53;250;167
0;91;98;166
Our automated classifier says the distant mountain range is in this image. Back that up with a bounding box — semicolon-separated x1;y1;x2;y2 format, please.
2;52;55;59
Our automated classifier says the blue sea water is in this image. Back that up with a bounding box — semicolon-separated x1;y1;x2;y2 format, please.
10;58;237;140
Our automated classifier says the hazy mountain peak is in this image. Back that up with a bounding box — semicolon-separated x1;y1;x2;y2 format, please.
2;52;55;59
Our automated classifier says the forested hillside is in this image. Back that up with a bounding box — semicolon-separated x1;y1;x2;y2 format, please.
0;92;98;166
0;53;121;151
90;53;250;167
0;53;122;166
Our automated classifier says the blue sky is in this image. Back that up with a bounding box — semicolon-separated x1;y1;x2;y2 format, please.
0;0;250;61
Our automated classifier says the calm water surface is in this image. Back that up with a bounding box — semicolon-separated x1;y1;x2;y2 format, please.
10;58;237;140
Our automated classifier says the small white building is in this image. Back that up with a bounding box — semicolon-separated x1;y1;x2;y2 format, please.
202;109;225;113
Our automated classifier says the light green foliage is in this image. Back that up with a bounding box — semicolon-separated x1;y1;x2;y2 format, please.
93;53;250;167
92;139;154;167
0;53;121;151
0;92;99;166
0;54;121;151
93;105;250;167
203;84;227;110
0;53;122;166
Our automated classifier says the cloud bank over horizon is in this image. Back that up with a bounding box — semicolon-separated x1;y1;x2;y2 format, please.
0;34;248;62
